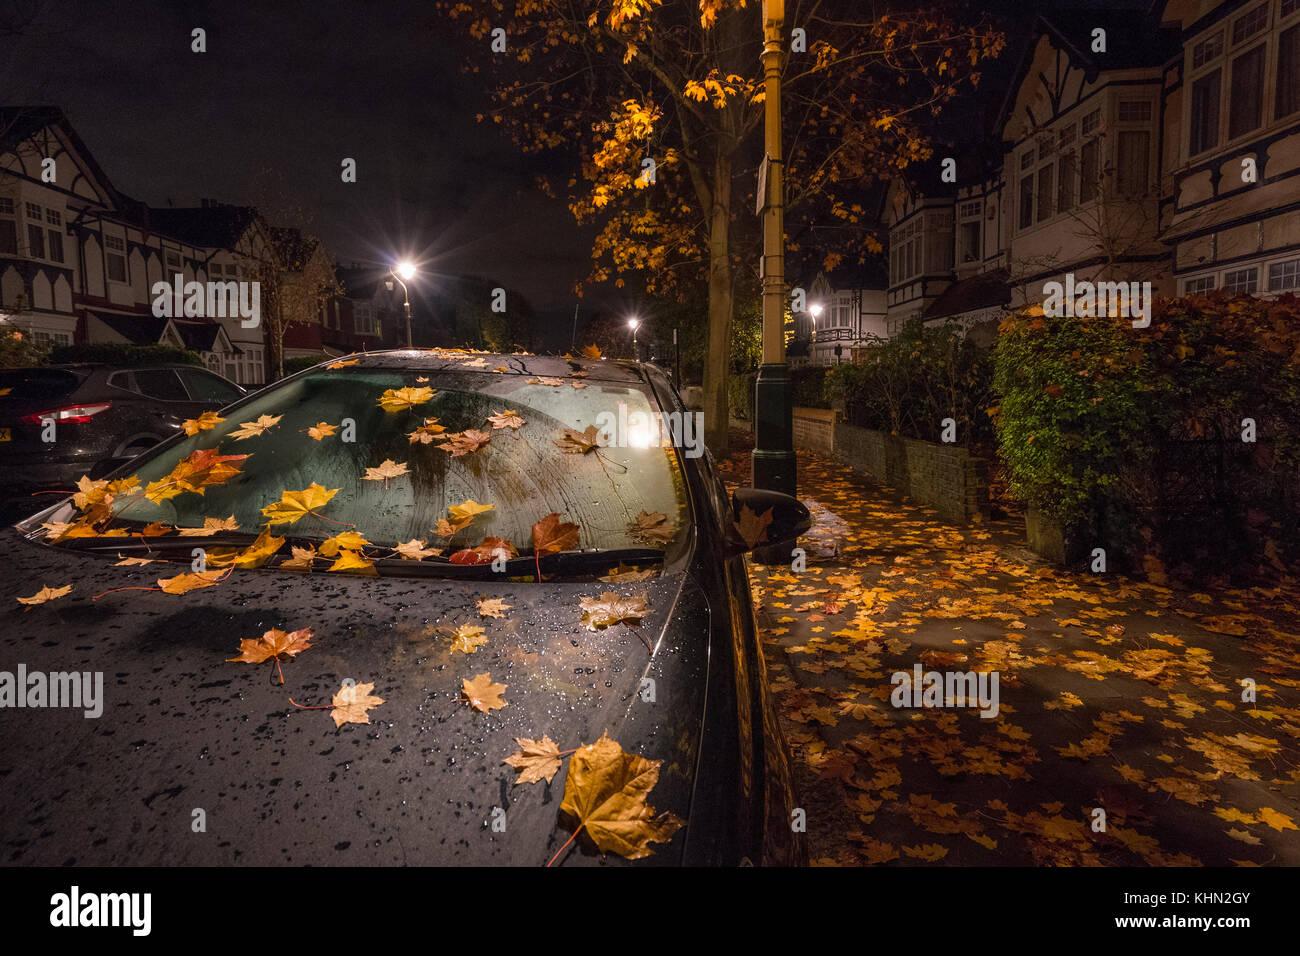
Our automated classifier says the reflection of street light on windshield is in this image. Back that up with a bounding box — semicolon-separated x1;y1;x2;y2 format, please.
628;316;640;359
389;261;417;347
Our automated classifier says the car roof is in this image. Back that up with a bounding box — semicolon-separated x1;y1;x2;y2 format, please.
324;349;650;385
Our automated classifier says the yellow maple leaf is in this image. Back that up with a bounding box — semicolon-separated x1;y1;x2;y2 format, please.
326;549;376;575
503;735;564;785
261;483;340;525
17;583;73;606
462;672;507;712
229;413;282;440
330;680;384;727
234;527;286;568
448;499;494;524
306;422;337;440
450;625;488;654
157;569;227;594
177;515;240;536
377;386;435;412
361;459;409;483
182;410;224;436
318;531;372;556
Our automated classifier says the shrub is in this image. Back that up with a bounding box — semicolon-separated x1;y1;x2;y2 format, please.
0;326;50;368
994;293;1300;574
728;371;755;421
791;366;831;408
282;355;326;376
48;343;202;367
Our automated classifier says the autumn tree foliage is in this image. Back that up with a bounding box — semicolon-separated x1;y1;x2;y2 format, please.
436;0;1003;453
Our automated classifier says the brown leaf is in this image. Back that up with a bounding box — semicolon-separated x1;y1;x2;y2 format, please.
554;425;602;455
361;459;409;483
229;413;282;440
736;505;774;548
579;591;651;631
477;597;512;618
487;409;525;430
330;680;385;727
157;569;227;594
436;429;492;457
532;512;579;556
628;510;676;546
227;627;314;665
462;672;508;712
17;583;73;606
504;735;563;785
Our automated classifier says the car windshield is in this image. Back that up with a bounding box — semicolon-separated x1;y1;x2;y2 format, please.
31;361;689;576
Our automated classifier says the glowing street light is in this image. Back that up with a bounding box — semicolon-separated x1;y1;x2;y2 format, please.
389;261;417;347
628;316;640;359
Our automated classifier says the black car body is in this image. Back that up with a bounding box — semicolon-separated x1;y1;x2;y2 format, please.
0;351;807;866
0;363;245;513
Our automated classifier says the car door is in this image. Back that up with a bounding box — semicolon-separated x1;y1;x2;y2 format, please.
176;367;246;410
128;367;199;435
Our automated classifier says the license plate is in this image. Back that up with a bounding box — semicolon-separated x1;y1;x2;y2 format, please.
0;428;10;442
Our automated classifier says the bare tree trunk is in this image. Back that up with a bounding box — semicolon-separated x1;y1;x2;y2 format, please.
703;150;734;458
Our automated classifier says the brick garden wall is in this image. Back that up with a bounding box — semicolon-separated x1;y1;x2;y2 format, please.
792;407;835;456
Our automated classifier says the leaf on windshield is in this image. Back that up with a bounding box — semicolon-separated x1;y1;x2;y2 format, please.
449;499;494;524
318;531;371;556
436;429;491;456
393;538;439;560
450;536;518;564
203;548;240;568
114;555;158;566
305;421;337;440
182;410;224;436
527;376;565;387
504;735;563;785
145;449;249;503
177;515;239;536
361;459;409;486
487;409;525;430
450;624;488;654
477;597;511;619
378;385;435;412
736;505;774;548
17;584;73;607
326;358;358;369
407;416;447;444
600;564;657;582
234;527;286;568
327;549;377;575
554;425;602;455
462;672;508;713
158;569;227;595
558;732;684;860
579;592;652;631
261;482;340;525
628;510;676;546
581;344;603;360
280;545;318;570
331;680;384;727
533;512;579;555
228;627;314;666
229;413;282;440
139;522;171;536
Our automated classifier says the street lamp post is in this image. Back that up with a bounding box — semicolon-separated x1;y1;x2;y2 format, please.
628;317;640;360
390;261;416;348
752;0;796;497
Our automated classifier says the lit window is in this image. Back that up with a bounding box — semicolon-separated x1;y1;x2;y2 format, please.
1224;267;1259;294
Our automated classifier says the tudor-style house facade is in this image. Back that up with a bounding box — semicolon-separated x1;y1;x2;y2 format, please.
878;0;1300;342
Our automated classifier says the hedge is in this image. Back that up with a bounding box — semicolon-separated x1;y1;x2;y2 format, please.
48;343;203;367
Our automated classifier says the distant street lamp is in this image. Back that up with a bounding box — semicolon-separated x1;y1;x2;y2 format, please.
628;316;640;360
810;303;822;364
389;261;416;347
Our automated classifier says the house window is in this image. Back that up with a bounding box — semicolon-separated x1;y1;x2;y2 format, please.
1278;24;1300;118
959;221;981;263
1268;257;1300;291
26;223;45;259
1116;131;1151;196
1184;275;1217;294
1285;0;1299;17
1229;44;1266;139
1190;70;1222;154
166;251;181;271
47;229;63;263
1035;162;1055;222
1233;4;1269;45
1057;150;1077;212
104;234;128;283
1117;100;1152;122
1225;267;1259;293
45;209;60;226
0;199;16;255
1081;109;1101;136
1193;31;1224;67
1080;138;1101;202
25;202;41;220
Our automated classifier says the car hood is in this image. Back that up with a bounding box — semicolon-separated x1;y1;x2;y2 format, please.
0;530;711;866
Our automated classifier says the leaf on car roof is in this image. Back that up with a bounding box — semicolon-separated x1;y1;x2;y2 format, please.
462;672;508;712
504;735;563;785
330;680;384;727
579;591;652;631
17;583;73;606
487;409;525;430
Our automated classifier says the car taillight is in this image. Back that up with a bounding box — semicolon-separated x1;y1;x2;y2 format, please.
20;402;112;425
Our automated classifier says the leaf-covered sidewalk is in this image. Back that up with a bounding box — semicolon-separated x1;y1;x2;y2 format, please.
718;440;1300;866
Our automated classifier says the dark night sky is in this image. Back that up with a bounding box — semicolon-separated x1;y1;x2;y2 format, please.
6;0;1154;342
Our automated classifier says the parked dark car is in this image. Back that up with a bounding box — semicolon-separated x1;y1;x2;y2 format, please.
0;351;808;866
0;363;246;515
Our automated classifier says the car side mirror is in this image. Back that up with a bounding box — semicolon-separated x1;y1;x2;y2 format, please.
724;487;811;556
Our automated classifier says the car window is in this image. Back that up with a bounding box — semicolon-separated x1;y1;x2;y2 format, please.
79;366;689;573
0;368;82;402
132;368;189;401
107;371;137;392
180;368;243;404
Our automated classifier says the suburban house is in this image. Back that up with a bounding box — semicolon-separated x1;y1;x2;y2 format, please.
788;268;889;368
283;264;402;359
877;0;1300;342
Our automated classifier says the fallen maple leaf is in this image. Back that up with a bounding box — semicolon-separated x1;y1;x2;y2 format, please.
436;429;491;456
600;564;657;582
628;510;676;546
449;499;494;524
736;505;774;548
504;735;563;785
559;732;684;860
487;409;525;430
579;591;651;631
319;531;372;556
157;569;227;594
450;624;488;654
261;482;340;525
477;597;511;618
407;417;446;443
114;556;157;566
227;627;314;665
234;527;286;568
306;422;337;440
361;459;409;485
393;538;439;560
177;515;239;536
229;413;282;440
280;545;317;570
581;344;603;360
554;425;602;455
527;376;565;387
327;549;376;574
331;680;385;727
144;449;247;503
377;385;435;412
326;359;358;369
17;584;73;606
533;512;579;555
182;410;224;436
462;672;508;712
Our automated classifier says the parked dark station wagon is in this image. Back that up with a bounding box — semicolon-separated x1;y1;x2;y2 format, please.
0;350;808;866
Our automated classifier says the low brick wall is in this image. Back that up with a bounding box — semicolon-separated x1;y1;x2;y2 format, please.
792;407;836;456
829;422;989;523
